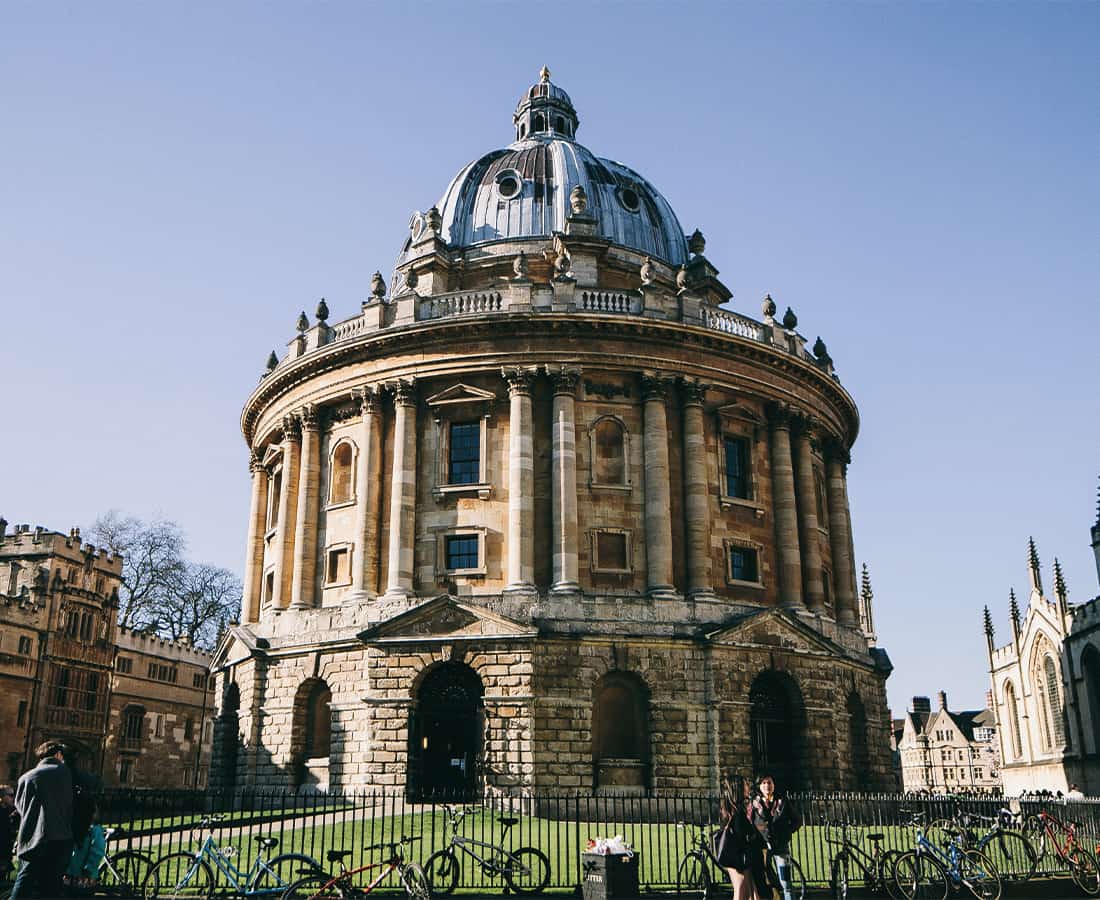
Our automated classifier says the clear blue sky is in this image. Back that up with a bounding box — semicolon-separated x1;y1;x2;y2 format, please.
2;2;1097;716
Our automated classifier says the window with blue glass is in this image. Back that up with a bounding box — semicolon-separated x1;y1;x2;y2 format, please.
728;546;759;583
724;436;751;499
445;535;480;571
449;422;480;485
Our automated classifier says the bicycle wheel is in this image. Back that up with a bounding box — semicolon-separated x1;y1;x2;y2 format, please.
504;847;550;895
1067;847;1100;896
424;850;460;895
879;850;906;900
100;850;155;897
980;830;1037;882
401;863;432;900
830;853;850;900
676;851;711;900
957;849;1001;900
893;852;948;900
252;853;323;895
281;873;346;900
143;853;214;900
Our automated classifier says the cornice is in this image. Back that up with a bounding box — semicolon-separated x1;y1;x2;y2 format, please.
241;314;860;447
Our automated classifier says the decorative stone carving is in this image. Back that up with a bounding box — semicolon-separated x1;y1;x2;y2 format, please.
370;272;387;301
265;351;278;373
640;256;656;286
512;250;529;280
353;385;376;416
404;267;418;291
762;294;777;320
296;311;309;332
391;379;417;407
767;401;794;430
546;365;581;394
639;373;671;403
298;403;319;432
813;336;833;367
569;185;588;215
688;228;706;256
282;412;302;441
502;366;538;395
676;265;688;293
316;298;329;322
249;450;265;474
782;307;798;330
551;234;572;279
425;206;442;233
680;379;708;406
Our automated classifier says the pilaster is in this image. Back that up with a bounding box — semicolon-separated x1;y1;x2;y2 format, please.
384;381;418;600
767;403;803;608
272;415;301;610
503;367;538;595
352;387;381;597
826;440;859;626
681;380;713;598
794;419;826;614
640;374;676;597
290;404;321;610
242;451;268;623
549;366;581;595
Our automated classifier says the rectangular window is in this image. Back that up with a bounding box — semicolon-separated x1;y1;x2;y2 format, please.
7;563;19;596
729;547;759;583
117;657;132;674
53;667;70;706
448;422;480;485
724;437;750;499
264;570;275;605
85;672;99;711
16;700;27;727
445;535;479;571
596;532;628;571
193;672;205;689
17;635;32;655
119;758;133;784
267;470;282;529
326;547;350;585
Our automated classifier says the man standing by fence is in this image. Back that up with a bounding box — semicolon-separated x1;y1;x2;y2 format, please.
11;741;74;900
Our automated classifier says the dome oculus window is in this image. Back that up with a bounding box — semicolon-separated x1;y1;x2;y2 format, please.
495;170;522;200
617;186;641;213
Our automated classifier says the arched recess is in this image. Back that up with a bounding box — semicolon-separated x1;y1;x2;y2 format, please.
291;678;332;788
846;691;870;789
592;671;650;794
407;661;484;801
1003;680;1023;760
329;439;356;505
1081;645;1100;755
218;681;240;792
748;670;806;790
590;416;630;487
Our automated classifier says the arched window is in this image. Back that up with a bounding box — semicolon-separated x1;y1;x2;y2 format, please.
533;113;545;132
592;672;650;793
1004;681;1023;759
846;692;869;789
305;681;331;759
330;440;355;504
591;417;628;486
553;116;565;132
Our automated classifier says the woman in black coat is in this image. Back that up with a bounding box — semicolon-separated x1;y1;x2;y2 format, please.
750;775;796;900
715;773;770;900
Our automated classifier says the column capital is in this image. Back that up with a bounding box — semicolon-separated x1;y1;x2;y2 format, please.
298;403;319;432
353;385;377;416
545;365;581;396
640;373;673;402
502;365;538;395
825;436;852;467
248;449;265;475
766;402;795;430
390;379;417;407
282;413;302;441
680;379;709;406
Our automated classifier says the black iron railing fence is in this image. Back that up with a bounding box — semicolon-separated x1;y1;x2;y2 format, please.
93;789;1100;891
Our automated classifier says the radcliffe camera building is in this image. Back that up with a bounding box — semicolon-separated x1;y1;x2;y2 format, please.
211;69;894;797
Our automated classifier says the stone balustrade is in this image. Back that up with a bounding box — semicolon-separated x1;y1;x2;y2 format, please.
419;290;503;320
579;290;638;314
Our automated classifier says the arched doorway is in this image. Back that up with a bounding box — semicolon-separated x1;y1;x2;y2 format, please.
292;679;331;789
846;692;870;790
217;681;240;793
1081;646;1100;756
592;671;650;794
408;662;484;800
749;670;805;790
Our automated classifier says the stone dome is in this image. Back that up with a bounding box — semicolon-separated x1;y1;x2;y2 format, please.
405;68;689;267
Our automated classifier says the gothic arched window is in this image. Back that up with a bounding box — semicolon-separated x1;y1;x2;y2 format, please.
1043;655;1066;746
1004;681;1023;759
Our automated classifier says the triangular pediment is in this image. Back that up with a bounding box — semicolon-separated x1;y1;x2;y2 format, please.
357;595;536;644
705;607;848;656
211;624;269;669
425;383;497;407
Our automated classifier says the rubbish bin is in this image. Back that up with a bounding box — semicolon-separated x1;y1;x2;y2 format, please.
581;852;640;900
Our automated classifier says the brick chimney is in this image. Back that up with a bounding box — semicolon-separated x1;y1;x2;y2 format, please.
938;690;948;711
912;696;931;714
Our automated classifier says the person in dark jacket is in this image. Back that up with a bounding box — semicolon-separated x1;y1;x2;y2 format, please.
11;740;74;900
750;775;797;900
0;783;18;883
716;773;770;900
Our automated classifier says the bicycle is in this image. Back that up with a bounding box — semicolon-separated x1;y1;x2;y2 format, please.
423;804;549;895
925;807;1037;883
280;835;431;900
97;827;156;897
143;814;321;899
674;823;804;900
824;820;903;900
1022;809;1100;894
892;814;1001;900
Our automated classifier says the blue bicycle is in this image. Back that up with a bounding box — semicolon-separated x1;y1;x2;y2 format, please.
893;813;1001;900
143;814;321;900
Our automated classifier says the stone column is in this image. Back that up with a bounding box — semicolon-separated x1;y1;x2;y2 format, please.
826;440;859;626
768;403;803;608
794;419;826;614
290;404;321;609
641;374;675;596
384;381;417;599
503;367;537;594
272;414;301;610
681;380;713;597
352;386;381;596
241;450;269;623
549;367;581;594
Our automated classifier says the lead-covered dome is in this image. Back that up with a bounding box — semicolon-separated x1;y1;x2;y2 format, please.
412;68;689;267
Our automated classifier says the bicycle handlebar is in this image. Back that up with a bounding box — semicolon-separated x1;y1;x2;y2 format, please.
363;835;422;853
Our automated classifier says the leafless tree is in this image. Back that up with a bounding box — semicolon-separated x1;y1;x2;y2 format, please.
88;511;241;650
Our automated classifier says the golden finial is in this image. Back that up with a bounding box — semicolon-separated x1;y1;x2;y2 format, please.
539;65;551;83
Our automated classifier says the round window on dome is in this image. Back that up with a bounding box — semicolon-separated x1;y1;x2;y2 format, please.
617;186;641;213
496;170;522;200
